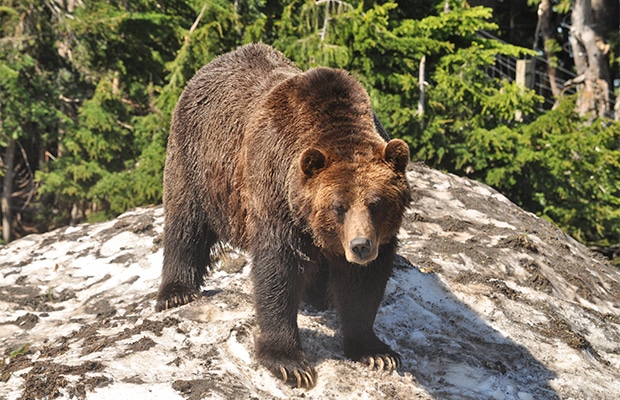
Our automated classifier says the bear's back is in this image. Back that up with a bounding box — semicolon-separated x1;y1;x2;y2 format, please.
167;42;303;182
174;44;301;133
164;44;302;245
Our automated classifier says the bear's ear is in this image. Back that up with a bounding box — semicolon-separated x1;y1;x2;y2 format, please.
300;148;327;177
383;139;410;173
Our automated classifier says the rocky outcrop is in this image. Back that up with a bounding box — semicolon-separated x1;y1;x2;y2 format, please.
1;163;619;399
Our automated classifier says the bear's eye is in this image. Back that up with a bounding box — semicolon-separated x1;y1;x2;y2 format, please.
367;197;385;215
332;203;347;217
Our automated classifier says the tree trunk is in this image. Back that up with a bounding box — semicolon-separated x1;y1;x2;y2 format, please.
536;0;561;101
418;55;426;118
2;139;16;243
569;0;611;118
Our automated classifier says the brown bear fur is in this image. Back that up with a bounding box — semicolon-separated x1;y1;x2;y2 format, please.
157;43;411;388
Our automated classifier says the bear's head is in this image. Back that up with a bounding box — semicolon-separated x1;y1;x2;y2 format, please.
292;139;411;265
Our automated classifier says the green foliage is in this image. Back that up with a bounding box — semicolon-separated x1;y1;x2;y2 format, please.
516;98;620;245
2;0;619;252
451;96;620;246
526;0;572;12
87;132;166;217
1;4;50;144
10;343;30;358
0;0;68;188
392;9;540;171
543;39;562;68
31;0;273;222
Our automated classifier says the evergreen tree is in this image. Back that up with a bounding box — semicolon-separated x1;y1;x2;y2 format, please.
1;0;68;241
0;0;618;258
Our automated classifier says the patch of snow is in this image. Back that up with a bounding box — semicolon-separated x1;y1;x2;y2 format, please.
1;166;620;399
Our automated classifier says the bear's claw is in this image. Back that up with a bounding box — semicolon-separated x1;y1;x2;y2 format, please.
276;363;316;389
363;353;401;372
156;286;199;311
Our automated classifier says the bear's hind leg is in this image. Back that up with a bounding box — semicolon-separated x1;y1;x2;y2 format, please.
302;261;329;311
156;210;217;311
329;252;401;372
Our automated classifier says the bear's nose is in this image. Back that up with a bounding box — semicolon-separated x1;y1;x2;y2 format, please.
349;237;372;259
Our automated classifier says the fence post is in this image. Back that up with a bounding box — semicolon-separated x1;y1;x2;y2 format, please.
516;59;535;89
515;59;535;121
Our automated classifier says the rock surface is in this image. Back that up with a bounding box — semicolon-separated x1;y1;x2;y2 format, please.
1;163;619;400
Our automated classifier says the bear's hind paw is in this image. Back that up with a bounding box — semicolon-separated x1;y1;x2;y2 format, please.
156;285;200;311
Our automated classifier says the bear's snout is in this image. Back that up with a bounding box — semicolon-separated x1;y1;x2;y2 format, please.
349;237;372;260
343;207;379;264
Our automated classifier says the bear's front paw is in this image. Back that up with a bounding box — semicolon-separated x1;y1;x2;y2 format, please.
359;352;401;372
275;360;316;389
259;353;317;389
156;284;200;311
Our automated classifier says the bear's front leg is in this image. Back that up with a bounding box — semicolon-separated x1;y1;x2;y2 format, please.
329;249;401;372
251;246;316;389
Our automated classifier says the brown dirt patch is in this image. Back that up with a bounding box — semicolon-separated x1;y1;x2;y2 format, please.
18;360;109;400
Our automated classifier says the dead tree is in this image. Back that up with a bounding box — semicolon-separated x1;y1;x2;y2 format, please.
534;0;561;101
1;139;16;243
568;0;612;119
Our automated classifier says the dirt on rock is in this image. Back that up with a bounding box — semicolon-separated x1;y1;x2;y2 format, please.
0;166;619;399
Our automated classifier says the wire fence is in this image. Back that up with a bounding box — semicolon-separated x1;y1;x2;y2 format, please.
485;53;577;110
480;30;616;113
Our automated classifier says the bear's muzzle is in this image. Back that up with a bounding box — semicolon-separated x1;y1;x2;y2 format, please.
343;208;378;264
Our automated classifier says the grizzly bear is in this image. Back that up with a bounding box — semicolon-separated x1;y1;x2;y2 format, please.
156;43;411;388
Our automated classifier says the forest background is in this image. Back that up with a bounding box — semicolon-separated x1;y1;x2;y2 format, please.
1;0;619;265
